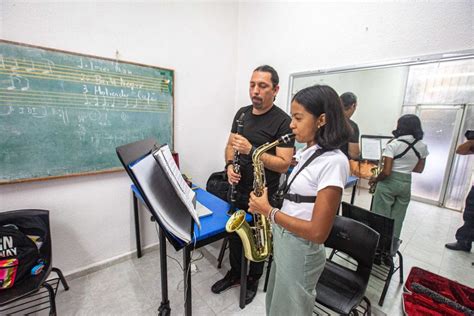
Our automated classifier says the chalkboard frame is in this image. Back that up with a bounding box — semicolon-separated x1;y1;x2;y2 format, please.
0;39;175;184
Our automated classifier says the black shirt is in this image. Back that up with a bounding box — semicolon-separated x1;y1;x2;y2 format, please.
231;105;294;198
340;119;359;159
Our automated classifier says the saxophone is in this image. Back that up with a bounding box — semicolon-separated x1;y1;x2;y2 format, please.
225;133;295;262
369;158;383;194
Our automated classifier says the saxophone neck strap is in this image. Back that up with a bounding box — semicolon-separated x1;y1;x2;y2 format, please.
283;193;316;203
281;148;329;203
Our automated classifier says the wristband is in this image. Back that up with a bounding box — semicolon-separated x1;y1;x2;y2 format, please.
224;160;233;170
269;207;280;224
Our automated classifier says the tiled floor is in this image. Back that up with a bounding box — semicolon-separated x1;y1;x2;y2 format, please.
50;187;473;315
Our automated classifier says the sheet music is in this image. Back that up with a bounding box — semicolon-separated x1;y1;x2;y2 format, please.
130;154;191;243
153;144;201;229
381;138;391;151
361;138;381;160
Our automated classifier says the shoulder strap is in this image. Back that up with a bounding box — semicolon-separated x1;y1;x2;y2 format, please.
284;148;328;195
393;139;421;160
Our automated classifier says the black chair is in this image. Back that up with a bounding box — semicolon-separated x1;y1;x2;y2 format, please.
340;202;404;306
316;216;380;316
0;209;69;315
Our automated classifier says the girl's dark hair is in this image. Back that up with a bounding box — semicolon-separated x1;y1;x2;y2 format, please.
292;85;351;149
392;114;424;140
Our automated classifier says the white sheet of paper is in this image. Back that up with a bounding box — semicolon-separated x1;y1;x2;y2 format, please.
195;201;213;218
361;138;381;160
153;145;201;229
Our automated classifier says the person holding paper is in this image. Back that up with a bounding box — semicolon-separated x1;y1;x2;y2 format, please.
211;65;294;304
339;92;360;159
248;85;351;315
369;114;429;238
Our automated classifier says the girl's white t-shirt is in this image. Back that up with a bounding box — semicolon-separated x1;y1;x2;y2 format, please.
281;144;349;221
383;135;429;174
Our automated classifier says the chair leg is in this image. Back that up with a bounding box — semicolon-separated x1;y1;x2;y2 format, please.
217;237;229;269
328;249;337;261
363;296;372;316
43;282;57;316
263;255;272;292
52;267;70;291
397;251;404;284
378;259;395;306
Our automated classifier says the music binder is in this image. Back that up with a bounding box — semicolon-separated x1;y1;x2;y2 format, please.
152;144;201;230
116;139;195;250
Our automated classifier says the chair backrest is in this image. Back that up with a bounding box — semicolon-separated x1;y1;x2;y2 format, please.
0;209;51;261
325;216;380;280
341;202;395;255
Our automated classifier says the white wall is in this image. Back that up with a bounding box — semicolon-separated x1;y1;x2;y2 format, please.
1;1;473;275
0;1;238;275
235;2;473;114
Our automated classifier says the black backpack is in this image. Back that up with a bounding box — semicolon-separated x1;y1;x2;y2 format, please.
206;171;230;202
0;225;41;289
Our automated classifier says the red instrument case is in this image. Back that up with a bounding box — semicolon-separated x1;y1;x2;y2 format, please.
402;267;474;315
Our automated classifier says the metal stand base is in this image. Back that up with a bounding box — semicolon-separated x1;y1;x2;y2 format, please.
158;301;171;316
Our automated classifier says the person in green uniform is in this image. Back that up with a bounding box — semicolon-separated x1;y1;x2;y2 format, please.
369;114;429;238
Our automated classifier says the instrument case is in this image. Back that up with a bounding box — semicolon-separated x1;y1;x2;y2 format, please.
402;267;474;315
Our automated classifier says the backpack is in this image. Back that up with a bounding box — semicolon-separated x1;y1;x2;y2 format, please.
0;225;41;289
206;171;230;202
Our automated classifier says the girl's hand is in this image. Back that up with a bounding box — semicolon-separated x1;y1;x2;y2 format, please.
248;188;272;217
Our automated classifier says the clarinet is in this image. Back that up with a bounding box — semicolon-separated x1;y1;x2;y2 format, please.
228;112;245;214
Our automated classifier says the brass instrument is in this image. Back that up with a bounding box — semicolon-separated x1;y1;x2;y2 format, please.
225;133;295;262
369;158;383;194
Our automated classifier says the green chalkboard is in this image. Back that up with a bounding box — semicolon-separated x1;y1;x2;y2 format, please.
0;40;174;183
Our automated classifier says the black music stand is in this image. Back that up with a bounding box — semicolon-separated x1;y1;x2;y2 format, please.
116;138;195;316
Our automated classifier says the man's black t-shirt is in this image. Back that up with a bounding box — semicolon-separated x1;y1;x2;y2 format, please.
340;119;359;159
230;105;293;200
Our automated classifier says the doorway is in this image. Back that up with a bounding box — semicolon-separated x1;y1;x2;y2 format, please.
402;105;473;209
401;58;474;210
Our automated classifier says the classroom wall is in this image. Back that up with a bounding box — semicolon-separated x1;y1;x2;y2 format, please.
235;1;473;136
0;2;238;275
1;1;473;276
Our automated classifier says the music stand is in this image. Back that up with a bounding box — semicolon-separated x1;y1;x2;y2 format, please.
360;135;392;162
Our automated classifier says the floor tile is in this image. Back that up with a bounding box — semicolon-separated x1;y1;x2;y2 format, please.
47;187;473;315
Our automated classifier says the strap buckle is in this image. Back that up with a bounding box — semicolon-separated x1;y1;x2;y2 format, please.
285;193;301;203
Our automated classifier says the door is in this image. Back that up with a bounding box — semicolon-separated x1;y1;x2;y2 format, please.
401;58;474;210
409;106;462;205
403;105;474;209
443;105;474;210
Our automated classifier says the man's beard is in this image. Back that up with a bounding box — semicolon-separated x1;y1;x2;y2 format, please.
252;97;263;109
